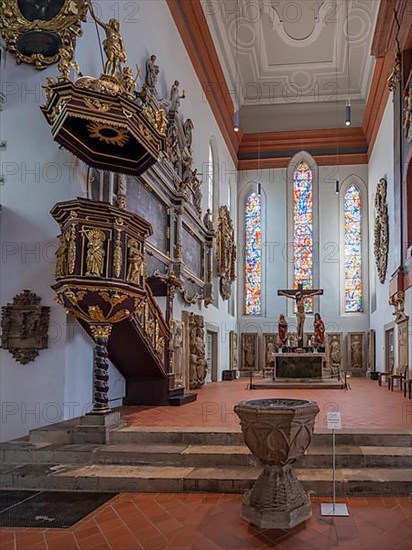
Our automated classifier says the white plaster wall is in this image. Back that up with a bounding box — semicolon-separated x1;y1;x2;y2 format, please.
237;163;370;366
0;1;236;440
367;99;396;372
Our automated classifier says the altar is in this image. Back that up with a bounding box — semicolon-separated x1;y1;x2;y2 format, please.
273;352;326;379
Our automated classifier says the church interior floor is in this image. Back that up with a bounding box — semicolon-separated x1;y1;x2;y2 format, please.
0;493;410;550
121;378;412;432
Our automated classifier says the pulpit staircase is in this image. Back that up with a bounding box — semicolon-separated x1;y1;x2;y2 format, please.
81;283;195;406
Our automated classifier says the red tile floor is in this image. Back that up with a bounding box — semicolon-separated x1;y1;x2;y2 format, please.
121;377;412;431
0;494;411;550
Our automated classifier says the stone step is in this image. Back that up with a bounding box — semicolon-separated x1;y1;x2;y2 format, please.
0;463;410;496
1;442;410;469
109;427;412;448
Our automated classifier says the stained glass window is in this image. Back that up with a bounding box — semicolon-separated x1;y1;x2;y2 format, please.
293;162;313;312
245;192;262;315
344;185;363;312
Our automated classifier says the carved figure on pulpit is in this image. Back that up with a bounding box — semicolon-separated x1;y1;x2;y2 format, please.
278;314;288;348
86;229;106;276
126;239;146;285
145;54;159;89
183;118;194;150
88;4;127;77
313;313;325;348
55;234;68;278
169;80;185;112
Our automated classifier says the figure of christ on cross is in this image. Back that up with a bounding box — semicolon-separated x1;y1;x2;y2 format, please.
277;283;324;347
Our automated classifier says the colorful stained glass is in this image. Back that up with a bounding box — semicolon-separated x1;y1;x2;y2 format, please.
245;192;262;315
293;162;313;312
344;185;363;312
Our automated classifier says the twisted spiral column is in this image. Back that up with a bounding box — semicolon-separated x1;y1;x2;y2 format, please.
90;325;112;414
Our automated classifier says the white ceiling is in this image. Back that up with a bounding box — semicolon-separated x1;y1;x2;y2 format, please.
204;0;379;132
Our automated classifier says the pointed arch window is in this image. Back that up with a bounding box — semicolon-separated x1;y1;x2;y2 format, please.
245;191;262;315
293;161;314;312
344;185;363;312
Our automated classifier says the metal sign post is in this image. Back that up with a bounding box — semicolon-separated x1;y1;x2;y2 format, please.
321;412;349;517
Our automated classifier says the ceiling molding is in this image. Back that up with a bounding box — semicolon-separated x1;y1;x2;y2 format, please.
238;127;368;169
362;54;392;157
371;0;412;57
168;0;396;168
166;0;240;164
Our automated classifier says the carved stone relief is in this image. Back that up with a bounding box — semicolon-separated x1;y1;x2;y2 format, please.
241;333;258;371
367;329;376;373
1;290;50;365
397;319;409;375
182;312;207;389
216;205;236;300
374;178;389;284
229;330;238;371
263;333;277;371
347;332;366;376
326;333;343;377
172;319;185;388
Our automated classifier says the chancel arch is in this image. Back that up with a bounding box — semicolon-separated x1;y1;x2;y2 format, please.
286;151;319;316
339;175;368;316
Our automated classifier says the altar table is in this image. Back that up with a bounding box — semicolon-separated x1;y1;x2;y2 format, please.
273;353;326;379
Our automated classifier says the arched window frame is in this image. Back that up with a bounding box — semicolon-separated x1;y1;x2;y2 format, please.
240;182;265;317
339;176;368;316
207;138;220;218
286;152;319;317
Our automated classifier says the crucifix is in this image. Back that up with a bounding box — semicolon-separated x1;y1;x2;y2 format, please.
277;283;324;347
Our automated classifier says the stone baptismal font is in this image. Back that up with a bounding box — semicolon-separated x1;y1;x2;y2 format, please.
234;398;319;529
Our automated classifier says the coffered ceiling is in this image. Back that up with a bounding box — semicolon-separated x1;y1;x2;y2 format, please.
204;0;379;131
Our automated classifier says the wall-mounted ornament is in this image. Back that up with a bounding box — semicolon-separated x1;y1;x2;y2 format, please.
0;0;87;70
374;178;389;284
1;290;50;364
403;86;412;142
216;205;236;300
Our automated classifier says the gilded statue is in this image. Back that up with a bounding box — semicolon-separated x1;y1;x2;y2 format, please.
86;229;106;276
57;37;80;81
55;234;68;278
88;2;127;77
155;109;168;135
119;66;137;96
127;239;146;285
